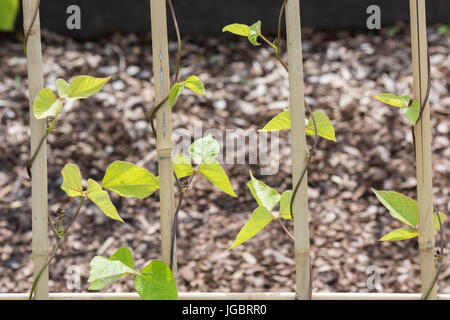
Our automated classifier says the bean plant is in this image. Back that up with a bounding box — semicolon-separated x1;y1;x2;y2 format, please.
373;89;446;299
222;0;336;298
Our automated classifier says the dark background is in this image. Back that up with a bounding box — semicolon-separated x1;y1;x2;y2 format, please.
15;0;450;39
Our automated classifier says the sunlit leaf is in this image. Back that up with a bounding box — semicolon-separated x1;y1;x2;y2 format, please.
88;248;137;290
375;93;410;108
87;179;123;222
306;111;336;142
222;23;250;37
189;134;220;165
0;0;19;32
434;212;446;231
279;190;293;220
60;163;83;197
169;83;184;107
68;75;111;99
248;20;261;46
372;189;418;227
102;161;159;199
247;170;280;212
198;159;236;197
402;100;420;126
229;207;273;249
173;154;194;179
184;76;206;95
379;226;418;241
259;111;291;132
134;260;178;300
33;88;62;119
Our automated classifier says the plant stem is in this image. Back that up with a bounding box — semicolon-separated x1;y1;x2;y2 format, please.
167;0;182;85
278;218;294;240
23;0;40;54
28;197;85;300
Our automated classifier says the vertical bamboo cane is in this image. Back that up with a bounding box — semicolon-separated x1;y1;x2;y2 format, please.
22;0;49;300
150;0;176;270
285;0;310;299
409;0;436;299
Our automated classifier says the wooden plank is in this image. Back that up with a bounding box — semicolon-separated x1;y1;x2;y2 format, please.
285;0;310;300
22;0;49;300
150;0;176;270
409;0;436;300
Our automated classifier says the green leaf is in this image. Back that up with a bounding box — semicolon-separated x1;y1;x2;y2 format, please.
173;154;194;179
229;207;273;249
434;212;446;231
372;189;418;227
56;78;70;97
374;93;410;108
61;163;83;197
68;75;111;99
222;23;250;37
88;249;137;290
134;260;178;300
189;134;220;165
0;0;19;32
402;100;420;126
184;76;206;95
306;111;336;142
87;179;123;222
259;111;291;132
247;170;281;212
379;226;418;241
169;83;184;107
33;88;62;119
248;21;261;46
198;159;237;197
102;161;159;199
279;190;293;220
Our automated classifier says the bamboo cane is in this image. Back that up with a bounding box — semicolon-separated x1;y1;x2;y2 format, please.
285;0;310;300
150;0;176;271
409;0;436;300
2;292;450;300
22;0;48;300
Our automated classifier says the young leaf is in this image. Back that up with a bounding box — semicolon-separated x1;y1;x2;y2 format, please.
189;134;220;165
134;260;178;300
229;207;273;249
102;161;159;199
33;88;62;119
374;93;410;108
61;163;84;197
86;179;123;222
184;76;206;95
248;20;262;46
247;170;281;212
173;154;194;179
88;249;137;290
379;226;418;241
279;190;293;220
169;83;185;107
372;189;418;227
198;159;237;197
259;111;291;132
222;23;250;37
402;100;420;126
68;75;111;99
56;78;70;97
434;212;446;231
306;111;337;142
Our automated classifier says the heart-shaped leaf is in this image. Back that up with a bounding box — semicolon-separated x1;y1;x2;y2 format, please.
61;163;83;197
189;134;220;165
169;83;185;107
198;159;236;197
134;260;178;300
68;75;111;99
248;21;261;46
375;93;410;108
56;78;70;97
173;154;194;179
87;179;123;222
372;189;418;227
222;23;250;37
247;171;280;212
33;88;62;119
102;161;159;199
379;226;418;241
184;76;206;95
229;207;273;249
